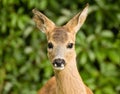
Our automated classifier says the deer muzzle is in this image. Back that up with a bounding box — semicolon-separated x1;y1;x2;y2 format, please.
52;58;66;70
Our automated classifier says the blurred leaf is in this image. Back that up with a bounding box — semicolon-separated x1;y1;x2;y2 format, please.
101;30;114;38
108;50;120;64
86;34;95;44
56;16;68;25
95;49;106;62
0;68;6;84
100;62;118;76
23;27;33;38
39;0;47;10
79;52;87;65
88;50;95;62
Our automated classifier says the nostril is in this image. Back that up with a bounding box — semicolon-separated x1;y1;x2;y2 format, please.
53;58;65;68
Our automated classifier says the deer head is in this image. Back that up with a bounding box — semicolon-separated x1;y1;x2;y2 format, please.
32;5;88;71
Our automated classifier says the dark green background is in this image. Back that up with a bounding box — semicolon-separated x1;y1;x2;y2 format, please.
0;0;120;94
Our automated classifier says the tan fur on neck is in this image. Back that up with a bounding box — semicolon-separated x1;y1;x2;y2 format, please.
55;60;86;94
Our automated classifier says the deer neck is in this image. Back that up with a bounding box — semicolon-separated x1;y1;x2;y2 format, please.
54;58;86;94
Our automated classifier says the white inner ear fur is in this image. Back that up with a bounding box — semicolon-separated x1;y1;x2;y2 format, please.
75;5;88;33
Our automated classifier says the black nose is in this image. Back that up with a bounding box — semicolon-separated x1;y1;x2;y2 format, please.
53;58;65;67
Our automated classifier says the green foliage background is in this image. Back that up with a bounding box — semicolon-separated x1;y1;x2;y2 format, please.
0;0;120;94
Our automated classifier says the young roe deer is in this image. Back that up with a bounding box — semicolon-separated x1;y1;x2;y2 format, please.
32;4;93;94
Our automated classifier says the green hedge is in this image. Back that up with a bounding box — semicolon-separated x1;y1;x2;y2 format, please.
0;0;120;94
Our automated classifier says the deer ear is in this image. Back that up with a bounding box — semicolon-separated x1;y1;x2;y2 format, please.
32;9;55;33
65;4;89;33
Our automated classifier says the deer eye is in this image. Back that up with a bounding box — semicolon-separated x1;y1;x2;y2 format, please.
67;43;73;49
48;42;53;49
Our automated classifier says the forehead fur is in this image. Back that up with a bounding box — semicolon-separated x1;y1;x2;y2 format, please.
52;28;68;43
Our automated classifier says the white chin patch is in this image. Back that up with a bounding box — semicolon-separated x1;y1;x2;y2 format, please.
54;66;65;70
53;64;65;70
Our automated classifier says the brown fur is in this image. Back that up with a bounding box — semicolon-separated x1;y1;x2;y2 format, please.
52;28;68;43
38;77;56;94
38;76;93;94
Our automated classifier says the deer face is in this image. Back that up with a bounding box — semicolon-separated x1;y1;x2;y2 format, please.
32;4;88;70
47;27;76;70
